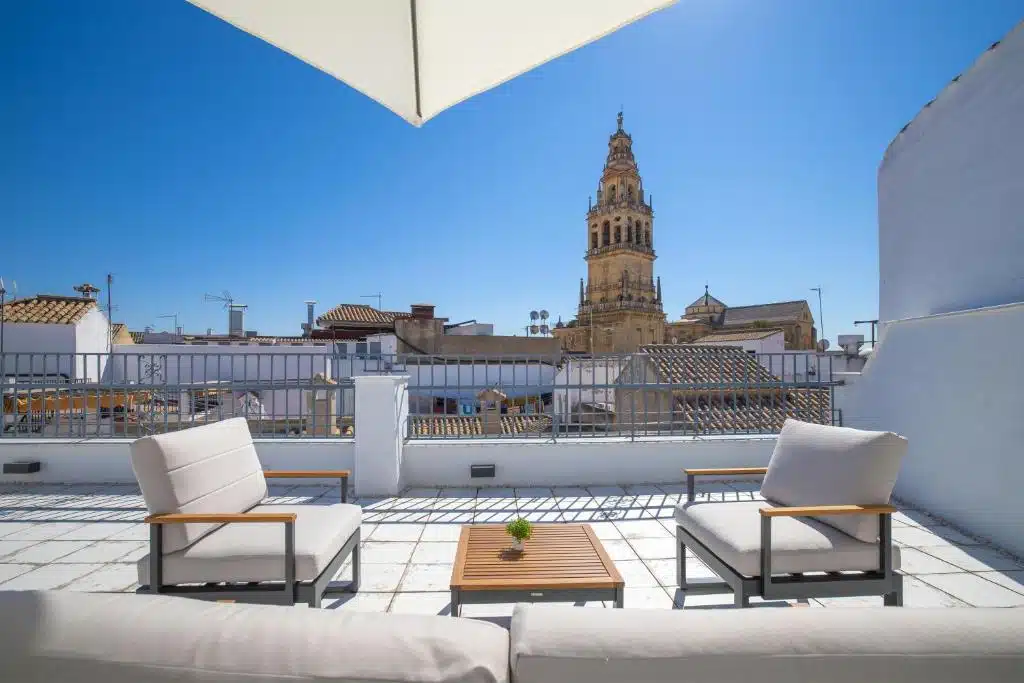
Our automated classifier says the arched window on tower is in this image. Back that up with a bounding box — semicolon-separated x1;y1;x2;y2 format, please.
645;229;651;246
609;185;616;202
602;222;610;246
627;185;634;201
627;223;634;243
591;232;598;250
614;225;621;243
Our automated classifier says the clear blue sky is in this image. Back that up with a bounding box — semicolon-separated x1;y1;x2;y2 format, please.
2;1;1021;341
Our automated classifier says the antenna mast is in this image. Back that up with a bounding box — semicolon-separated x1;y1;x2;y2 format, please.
361;292;383;310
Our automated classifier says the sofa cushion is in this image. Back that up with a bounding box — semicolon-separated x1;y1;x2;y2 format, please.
760;419;908;542
130;417;268;553
509;604;1024;683
675;500;900;576
0;590;509;683
139;503;361;585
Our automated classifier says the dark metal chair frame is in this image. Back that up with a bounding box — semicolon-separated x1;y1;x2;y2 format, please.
676;468;903;608
138;471;360;608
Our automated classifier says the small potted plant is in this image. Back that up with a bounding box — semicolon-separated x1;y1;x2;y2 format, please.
506;517;532;552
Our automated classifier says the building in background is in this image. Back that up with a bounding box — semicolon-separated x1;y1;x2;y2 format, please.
555;113;666;353
665;287;818;350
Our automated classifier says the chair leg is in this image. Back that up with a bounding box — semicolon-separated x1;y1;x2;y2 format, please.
734;586;750;608
677;537;687;588
349;542;361;593
884;573;904;606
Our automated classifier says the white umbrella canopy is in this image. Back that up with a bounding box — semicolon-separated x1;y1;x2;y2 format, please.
186;0;678;126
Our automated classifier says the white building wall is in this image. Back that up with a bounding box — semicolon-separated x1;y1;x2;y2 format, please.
878;24;1024;323
697;332;785;356
0;323;77;379
73;307;111;382
843;303;1024;556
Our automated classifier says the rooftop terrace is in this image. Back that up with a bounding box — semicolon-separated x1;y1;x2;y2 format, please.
2;480;1021;616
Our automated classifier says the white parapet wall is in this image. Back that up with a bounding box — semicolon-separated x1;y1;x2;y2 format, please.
842;302;1024;557
0;439;354;484
402;436;778;488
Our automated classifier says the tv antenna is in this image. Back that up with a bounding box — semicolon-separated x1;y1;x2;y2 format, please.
361;293;383;310
157;313;180;334
204;290;234;309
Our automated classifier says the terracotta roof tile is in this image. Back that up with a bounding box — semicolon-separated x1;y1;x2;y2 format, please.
675;390;832;432
2;296;98;325
692;328;784;343
721;300;809;326
638;344;779;385
316;303;410;327
129;331;145;343
409;415;552;437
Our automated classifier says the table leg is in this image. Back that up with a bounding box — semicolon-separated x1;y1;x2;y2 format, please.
450;589;460;617
614;586;624;608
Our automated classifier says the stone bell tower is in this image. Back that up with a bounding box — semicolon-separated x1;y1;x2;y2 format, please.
573;112;665;352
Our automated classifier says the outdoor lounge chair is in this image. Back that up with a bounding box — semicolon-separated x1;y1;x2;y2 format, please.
130;417;360;607
676;419;907;607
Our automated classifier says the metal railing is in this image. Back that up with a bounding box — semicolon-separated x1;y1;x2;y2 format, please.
1;352;355;439
2;349;838;441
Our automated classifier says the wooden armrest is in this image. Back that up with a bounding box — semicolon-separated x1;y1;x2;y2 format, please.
683;467;768;476
263;470;350;479
759;504;897;518
145;512;297;524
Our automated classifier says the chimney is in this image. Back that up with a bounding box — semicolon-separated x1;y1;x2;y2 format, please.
302;300;317;337
410;303;435;320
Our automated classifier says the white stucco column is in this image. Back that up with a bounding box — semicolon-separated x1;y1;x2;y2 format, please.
353;375;409;497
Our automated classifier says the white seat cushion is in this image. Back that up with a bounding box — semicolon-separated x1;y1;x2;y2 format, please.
139;503;361;585
675;500;900;577
760;419;908;543
510;604;1024;683
130;417;268;553
1;590;510;683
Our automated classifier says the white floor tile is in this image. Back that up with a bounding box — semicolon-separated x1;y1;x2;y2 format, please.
629;537;676;560
427;511;474;524
360;541;416;565
921;544;1024;572
919;573;1024;607
644;558;717;587
519;510;563;523
419;524;466;542
400;564;454;592
0;563;103;590
358;563;408;593
105;524;150;542
975;571;1024;596
0;540;38;560
64;564;138;592
614;559;659;588
897;547;965;574
8;540;93;564
901;576;971;607
601;539;639;562
893;525;978;548
411;542;458;565
55;542;147;564
0;564;34;584
370;524;425;542
473;509;518;524
589;523;622;540
389;591;452;616
2;523;87;542
325;592;394;612
0;523;36;539
623;586;675;609
615;520;671;540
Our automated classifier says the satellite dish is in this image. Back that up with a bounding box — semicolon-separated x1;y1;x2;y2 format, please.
529;310;539;321
817;339;830;352
540;324;550;335
539;310;549;320
530;325;540;335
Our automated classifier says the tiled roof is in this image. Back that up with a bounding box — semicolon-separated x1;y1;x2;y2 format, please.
129;331;145;343
316;304;410;327
686;291;727;309
111;323;126;335
639;344;778;385
409;415;552;437
693;328;784;343
721;300;809;326
2;296;97;325
676;390;832;432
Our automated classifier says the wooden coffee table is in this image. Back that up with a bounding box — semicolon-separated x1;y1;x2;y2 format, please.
449;524;624;616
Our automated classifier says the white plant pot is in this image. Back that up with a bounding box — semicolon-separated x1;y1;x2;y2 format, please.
511;538;525;552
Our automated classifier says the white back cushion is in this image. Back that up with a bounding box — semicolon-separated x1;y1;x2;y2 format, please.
760;419;908;542
130;417;267;553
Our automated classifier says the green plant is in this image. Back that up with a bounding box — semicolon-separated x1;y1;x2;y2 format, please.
505;517;533;542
